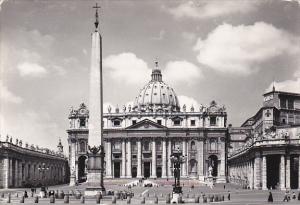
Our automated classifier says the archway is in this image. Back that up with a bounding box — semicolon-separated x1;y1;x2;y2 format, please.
189;159;197;176
267;155;280;189
291;155;299;189
156;167;162;178
78;155;87;182
208;155;218;177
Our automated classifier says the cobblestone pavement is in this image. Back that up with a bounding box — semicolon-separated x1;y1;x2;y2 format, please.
0;181;300;204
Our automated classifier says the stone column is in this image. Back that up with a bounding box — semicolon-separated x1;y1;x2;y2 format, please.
121;140;126;178
106;141;112;178
298;156;300;191
137;139;142;178
262;156;267;190
14;160;18;187
218;138;226;183
69;141;76;186
18;162;22;187
126;140;132;178
280;155;285;190
197;140;204;182
3;158;9;188
167;139;172;178
162;139;167;178
182;140;187;177
286;155;290;189
250;161;254;189
253;156;261;189
151;140;157;178
9;159;13;187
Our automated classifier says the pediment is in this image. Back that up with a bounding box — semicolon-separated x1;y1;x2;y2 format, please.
125;119;167;130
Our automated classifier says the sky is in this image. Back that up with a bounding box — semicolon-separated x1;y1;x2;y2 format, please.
0;0;299;153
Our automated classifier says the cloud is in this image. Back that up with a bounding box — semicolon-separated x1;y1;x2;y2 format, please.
152;30;166;40
17;62;48;77
194;22;300;75
104;52;151;85
0;110;61;149
0;0;8;11
163;60;203;84
167;1;258;19
0;80;23;104
182;32;196;42
178;95;200;111
294;69;300;77
267;78;300;93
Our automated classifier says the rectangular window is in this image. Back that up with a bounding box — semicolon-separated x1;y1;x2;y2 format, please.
174;120;181;126
113;120;121;126
280;98;287;108
288;99;294;109
157;120;162;125
132;120;137;125
210;117;216;126
157;155;162;159
191;120;196;126
132;155;137;159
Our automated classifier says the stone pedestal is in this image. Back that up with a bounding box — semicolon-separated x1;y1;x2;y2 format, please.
216;176;226;183
171;193;182;204
69;175;76;186
207;176;214;187
85;146;105;196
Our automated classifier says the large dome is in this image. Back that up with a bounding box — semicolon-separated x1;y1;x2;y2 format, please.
133;64;180;112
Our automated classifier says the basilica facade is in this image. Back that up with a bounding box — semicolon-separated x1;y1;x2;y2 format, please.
67;66;228;183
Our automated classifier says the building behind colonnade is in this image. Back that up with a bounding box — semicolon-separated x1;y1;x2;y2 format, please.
228;88;300;190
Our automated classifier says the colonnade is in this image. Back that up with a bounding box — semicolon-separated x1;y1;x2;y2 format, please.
0;157;66;188
229;154;300;190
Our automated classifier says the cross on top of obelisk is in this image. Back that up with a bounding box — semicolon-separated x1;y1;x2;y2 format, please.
93;3;101;29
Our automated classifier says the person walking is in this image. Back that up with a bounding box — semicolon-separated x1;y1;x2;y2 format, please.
228;191;231;201
268;192;273;202
292;192;296;200
283;192;288;202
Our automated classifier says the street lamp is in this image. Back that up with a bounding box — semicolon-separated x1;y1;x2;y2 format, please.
170;145;186;194
38;162;49;196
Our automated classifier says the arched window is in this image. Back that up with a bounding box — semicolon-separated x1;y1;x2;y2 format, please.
80;118;86;127
190;141;196;150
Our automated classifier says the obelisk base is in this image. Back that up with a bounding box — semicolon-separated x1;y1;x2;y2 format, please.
85;146;106;196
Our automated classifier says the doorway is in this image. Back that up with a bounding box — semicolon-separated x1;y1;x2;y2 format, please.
78;156;87;182
114;162;120;178
144;162;150;178
208;155;218;177
132;167;137;178
156;167;162;178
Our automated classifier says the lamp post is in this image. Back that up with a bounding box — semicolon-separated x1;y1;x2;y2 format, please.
38;163;49;197
170;145;186;195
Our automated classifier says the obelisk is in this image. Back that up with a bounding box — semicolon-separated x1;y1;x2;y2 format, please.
85;3;105;195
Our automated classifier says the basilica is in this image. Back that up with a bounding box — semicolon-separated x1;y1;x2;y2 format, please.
67;64;227;183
